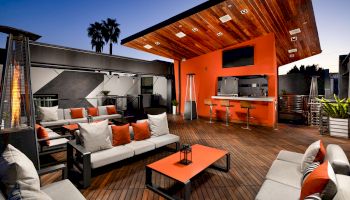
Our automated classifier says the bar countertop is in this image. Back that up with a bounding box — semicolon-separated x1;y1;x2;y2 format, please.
211;96;275;102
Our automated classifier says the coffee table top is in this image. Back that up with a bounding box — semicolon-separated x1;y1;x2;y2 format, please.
147;144;228;183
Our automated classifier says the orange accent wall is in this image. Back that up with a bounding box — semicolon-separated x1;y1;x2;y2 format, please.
174;34;277;127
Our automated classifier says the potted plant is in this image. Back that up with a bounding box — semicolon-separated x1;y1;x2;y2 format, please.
318;95;350;138
171;99;179;115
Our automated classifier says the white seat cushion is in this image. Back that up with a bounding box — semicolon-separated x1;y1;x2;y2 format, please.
41;179;85;200
124;140;155;155
92;115;109;121
145;134;179;148
67;118;88;124
265;160;302;189
90;145;134;168
102;114;122;119
46;132;68;147
40;120;69;127
255;180;300;200
276;150;304;164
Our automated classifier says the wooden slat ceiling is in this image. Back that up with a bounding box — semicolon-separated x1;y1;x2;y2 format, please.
121;0;321;66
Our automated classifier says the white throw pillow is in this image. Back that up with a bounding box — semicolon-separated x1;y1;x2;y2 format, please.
301;140;325;172
78;120;113;152
147;112;170;136
0;144;52;199
38;106;59;122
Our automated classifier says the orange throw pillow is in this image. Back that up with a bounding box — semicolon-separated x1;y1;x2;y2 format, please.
132;122;151;141
87;107;99;116
300;161;337;199
314;140;326;162
106;106;117;115
71;108;84;119
111;124;131;146
37;126;50;146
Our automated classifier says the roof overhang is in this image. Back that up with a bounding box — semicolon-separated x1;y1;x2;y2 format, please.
121;0;321;66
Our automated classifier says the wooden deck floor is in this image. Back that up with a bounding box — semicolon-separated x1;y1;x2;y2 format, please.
41;115;350;200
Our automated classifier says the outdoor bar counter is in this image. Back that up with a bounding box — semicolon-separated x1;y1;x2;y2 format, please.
211;96;277;128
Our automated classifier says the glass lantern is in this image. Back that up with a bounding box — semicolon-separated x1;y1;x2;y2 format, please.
180;144;192;165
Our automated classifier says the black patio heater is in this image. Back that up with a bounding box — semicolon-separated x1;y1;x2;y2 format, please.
0;26;41;169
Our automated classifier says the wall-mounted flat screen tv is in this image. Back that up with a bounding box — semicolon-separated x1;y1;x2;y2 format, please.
222;46;254;68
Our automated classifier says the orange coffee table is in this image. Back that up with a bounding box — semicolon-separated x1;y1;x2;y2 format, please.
146;144;230;200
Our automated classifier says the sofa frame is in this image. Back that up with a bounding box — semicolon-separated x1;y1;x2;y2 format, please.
67;139;180;188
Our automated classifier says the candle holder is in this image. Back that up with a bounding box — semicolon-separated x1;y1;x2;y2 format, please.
87;115;93;123
180;144;192;165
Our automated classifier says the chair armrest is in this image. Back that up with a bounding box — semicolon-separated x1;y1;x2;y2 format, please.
37;134;72;142
38;164;67;179
68;140;90;155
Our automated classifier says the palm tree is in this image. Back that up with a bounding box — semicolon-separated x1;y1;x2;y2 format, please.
87;22;104;53
101;18;120;55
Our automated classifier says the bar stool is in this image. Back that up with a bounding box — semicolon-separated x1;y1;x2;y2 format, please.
220;100;234;126
240;101;255;130
204;99;217;123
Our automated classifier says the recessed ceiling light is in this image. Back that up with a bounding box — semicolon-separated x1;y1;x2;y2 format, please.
219;14;232;23
143;44;153;49
303;21;308;25
178;25;182;28
228;4;232;8
289;54;295;58
192;27;198;32
154;41;160;45
289;28;301;35
291;36;297;41
288;48;297;53
217;32;223;37
175;32;186;38
240;9;248;14
181;58;187;61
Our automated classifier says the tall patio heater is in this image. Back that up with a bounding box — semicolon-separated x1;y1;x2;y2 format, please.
184;73;198;120
0;26;41;169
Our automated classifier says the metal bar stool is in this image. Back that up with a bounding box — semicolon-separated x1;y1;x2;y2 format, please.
204;99;217;123
240;101;255;130
220;100;234;126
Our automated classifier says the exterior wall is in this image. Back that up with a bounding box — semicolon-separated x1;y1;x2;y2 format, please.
174;34;277;127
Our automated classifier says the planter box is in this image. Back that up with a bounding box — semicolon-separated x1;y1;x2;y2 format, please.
172;106;177;115
329;117;349;138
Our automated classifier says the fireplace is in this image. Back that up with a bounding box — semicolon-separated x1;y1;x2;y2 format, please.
0;26;41;168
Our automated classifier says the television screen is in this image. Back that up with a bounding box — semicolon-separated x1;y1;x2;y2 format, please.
222;46;254;68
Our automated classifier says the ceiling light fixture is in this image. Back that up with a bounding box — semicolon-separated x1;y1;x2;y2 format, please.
288;48;298;53
289;54;295;58
240;9;248;14
143;44;153;49
178;25;182;28
228;4;232;8
219;14;232;23
155;41;160;45
289;28;301;35
291;36;297;41
192;27;198;32
217;32;223;37
175;32;186;38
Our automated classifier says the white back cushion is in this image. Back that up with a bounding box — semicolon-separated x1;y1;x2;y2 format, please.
39;106;59;122
147;112;170;136
301;140;322;172
63;109;71;119
78;120;113;152
98;106;108;115
57;109;64;120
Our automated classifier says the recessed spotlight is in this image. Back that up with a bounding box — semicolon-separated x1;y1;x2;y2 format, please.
192;27;198;32
219;14;232;23
217;32;223;37
291;36;297;42
303;21;308;25
181;58;187;61
228;4;232;8
144;44;153;49
175;32;186;38
288;48;297;53
289;54;295;58
155;41;160;45
289;28;301;35
240;9;248;14
178;25;182;28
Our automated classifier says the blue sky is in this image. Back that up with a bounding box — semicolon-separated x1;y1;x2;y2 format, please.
0;0;349;74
